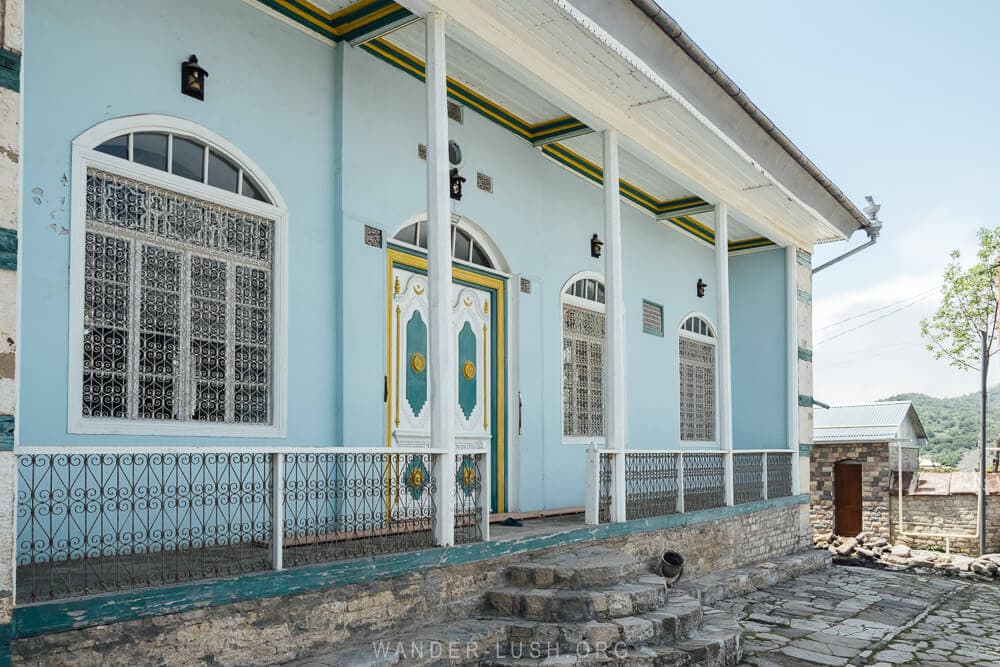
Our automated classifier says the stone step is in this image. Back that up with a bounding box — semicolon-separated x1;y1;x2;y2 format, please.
676;549;830;605
483;582;667;622
506;547;638;590
497;591;702;654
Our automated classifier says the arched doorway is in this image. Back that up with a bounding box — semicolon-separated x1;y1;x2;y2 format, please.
385;216;509;513
834;460;863;536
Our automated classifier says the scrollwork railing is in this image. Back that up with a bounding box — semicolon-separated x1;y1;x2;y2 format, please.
17;446;488;604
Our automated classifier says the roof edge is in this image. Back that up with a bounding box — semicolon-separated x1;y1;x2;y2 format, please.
629;0;869;235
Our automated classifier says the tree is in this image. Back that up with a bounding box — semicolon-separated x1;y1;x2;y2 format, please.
920;227;1000;555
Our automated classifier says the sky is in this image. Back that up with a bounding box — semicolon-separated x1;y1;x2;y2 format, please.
660;0;1000;404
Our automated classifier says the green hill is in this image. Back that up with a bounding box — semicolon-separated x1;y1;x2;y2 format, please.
884;388;1000;468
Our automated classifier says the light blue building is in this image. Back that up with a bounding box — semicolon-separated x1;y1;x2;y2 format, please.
1;0;874;661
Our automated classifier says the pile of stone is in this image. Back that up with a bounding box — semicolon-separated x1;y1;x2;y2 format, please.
813;532;1000;580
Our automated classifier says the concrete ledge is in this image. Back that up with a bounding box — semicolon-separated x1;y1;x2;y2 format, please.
13;494;808;640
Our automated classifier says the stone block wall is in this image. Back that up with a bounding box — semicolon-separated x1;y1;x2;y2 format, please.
889;494;988;554
810;441;891;537
0;0;21;635
14;502;806;666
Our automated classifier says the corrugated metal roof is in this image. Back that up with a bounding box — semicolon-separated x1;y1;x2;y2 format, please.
813;401;926;443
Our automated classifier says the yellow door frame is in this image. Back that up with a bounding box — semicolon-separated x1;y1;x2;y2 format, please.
385;245;508;512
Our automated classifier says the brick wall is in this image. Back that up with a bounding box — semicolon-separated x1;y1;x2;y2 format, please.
14;502;806;666
810;442;892;537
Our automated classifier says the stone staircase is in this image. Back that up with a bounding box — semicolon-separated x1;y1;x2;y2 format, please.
477;547;741;666
288;547;745;666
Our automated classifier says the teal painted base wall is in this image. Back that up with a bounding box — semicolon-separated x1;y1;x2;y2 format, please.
13;494;807;639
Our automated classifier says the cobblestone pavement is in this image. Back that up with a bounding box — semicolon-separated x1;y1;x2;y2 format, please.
713;564;1000;666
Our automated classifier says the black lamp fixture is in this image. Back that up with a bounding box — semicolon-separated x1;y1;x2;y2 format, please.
448;139;466;200
181;55;208;101
696;278;707;298
590;234;604;259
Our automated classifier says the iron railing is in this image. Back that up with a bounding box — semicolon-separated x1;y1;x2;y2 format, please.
455;452;486;545
733;452;764;505
624;452;678;520
16;447;488;604
591;448;796;523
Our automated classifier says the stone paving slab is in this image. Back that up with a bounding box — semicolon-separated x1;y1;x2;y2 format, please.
714;564;1000;666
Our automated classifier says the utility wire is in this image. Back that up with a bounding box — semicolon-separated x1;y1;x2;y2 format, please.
816;286;940;331
815;291;938;346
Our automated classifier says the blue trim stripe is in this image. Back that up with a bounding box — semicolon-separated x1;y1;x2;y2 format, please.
796;248;812;267
798;394;814;408
0;48;19;93
798;347;813;362
799;443;813;456
797;289;812;305
12;495;808;638
0;416;12;451
0;229;16;271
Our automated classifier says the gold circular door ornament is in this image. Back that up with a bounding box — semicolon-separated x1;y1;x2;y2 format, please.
462;360;476;380
410;352;426;373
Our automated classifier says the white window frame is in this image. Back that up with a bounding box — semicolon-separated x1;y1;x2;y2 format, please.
561;271;606;446
67;114;289;437
677;312;719;449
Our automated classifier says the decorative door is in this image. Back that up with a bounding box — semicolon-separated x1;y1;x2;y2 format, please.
386;246;507;512
389;266;492;453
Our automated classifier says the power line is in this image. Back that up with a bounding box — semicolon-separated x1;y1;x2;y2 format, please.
816;286;940;331
815;291;938;346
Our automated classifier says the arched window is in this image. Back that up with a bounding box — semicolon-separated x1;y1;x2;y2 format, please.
678;314;716;443
562;273;605;441
69;115;287;435
392;221;495;269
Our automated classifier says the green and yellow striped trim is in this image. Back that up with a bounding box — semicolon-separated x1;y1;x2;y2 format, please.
261;2;777;251
256;0;411;42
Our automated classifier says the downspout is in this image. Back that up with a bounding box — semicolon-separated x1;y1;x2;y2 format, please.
629;0;871;234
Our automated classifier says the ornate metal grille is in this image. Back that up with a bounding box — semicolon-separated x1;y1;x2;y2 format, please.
16;452;272;603
733;452;764;505
83;168;274;425
678;337;715;442
682;453;725;511
562;304;605;438
454;453;484;544
625;452;678;519
598;452;613;524
767;453;793;499
282;452;437;567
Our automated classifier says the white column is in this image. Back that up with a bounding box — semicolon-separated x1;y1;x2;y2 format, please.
426;10;455;546
715;204;734;506
786;245;801;495
603;129;627;523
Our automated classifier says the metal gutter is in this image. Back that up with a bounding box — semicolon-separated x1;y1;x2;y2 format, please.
629;0;870;233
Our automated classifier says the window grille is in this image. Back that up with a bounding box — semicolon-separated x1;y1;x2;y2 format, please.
679;336;715;442
562;306;605;438
82;168;274;424
642;300;663;337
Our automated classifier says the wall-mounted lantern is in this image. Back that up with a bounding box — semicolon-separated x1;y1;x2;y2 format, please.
181;55;208;101
590;234;604;259
696;278;707;298
449;139;466;200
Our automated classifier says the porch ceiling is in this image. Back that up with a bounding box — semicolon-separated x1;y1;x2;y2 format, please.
376;19;771;247
255;0;802;249
397;0;850;247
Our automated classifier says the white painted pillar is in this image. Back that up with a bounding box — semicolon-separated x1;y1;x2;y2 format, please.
426;10;455;546
786;245;801;496
715;204;734;506
603;129;628;523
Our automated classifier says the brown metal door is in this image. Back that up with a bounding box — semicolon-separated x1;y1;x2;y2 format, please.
834;462;863;536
